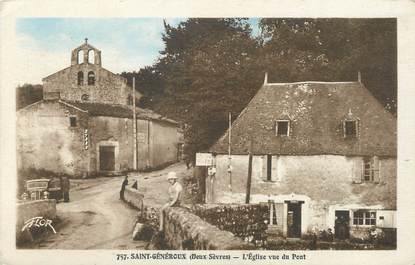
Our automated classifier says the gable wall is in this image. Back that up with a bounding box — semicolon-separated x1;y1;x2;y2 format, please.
43;65;141;105
17;101;89;176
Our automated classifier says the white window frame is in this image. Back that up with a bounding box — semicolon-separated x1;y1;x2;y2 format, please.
362;156;380;183
352;210;377;226
276;120;290;136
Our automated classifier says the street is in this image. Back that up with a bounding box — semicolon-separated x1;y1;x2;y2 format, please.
28;162;188;249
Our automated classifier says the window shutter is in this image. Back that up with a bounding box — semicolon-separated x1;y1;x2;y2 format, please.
274;203;284;226
373;156;380;183
342;120;346;138
352;158;363;184
271;155;279;181
261;155;267;181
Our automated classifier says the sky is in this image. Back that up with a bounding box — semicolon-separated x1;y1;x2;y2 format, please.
14;18;260;85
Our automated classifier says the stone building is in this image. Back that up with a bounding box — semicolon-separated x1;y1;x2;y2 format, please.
17;40;182;177
207;75;397;240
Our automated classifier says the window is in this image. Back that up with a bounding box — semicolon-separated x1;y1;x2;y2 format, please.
81;94;89;101
343;119;358;138
88;71;95;85
127;94;133;105
363;156;379;182
353;210;376;226
77;71;84;85
276;120;290;136
69;116;77;127
77;50;84;64
88;49;95;64
363;157;373;181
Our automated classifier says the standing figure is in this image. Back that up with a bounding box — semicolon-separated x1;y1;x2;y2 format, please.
159;172;183;231
120;175;128;200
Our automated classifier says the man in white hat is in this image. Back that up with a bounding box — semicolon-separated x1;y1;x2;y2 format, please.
159;171;183;231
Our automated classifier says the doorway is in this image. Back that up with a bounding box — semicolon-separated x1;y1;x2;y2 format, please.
99;146;115;171
335;210;350;240
287;202;302;238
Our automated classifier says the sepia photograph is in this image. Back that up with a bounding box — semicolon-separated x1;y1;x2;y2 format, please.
1;1;415;264
13;17;397;251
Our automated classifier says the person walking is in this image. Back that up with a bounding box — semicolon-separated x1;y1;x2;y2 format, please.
159;172;183;231
120;175;128;200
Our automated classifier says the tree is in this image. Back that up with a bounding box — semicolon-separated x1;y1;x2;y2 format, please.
150;18;263;155
16;84;43;110
259;18;397;112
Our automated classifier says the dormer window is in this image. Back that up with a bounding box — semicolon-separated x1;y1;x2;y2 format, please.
343;119;359;138
276;120;290;136
88;71;95;85
343;109;359;138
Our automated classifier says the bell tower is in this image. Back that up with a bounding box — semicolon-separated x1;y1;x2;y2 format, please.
70;38;102;66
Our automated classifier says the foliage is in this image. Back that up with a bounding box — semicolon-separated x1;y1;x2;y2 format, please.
16;83;43;110
122;18;396;156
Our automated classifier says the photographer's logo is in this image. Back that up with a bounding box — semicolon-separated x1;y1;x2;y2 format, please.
21;216;56;234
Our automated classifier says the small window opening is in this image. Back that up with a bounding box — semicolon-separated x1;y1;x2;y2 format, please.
69;116;77;127
77;71;84;85
276;120;289;136
345;120;357;137
127;94;133;105
88;71;95;85
81;94;89;101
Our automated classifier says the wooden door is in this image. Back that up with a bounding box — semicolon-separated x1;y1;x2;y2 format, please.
99;146;115;171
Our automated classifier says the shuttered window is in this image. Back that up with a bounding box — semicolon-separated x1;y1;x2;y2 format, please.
353;157;380;184
262;155;279;182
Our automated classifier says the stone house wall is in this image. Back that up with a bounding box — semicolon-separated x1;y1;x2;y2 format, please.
17;100;89;176
208;154;396;235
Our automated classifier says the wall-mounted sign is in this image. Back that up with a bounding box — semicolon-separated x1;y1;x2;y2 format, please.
137;133;146;143
196;153;213;166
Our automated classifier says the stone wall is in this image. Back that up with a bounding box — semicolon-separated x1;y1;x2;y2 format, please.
43;64;141;105
192;204;269;242
17;100;89;177
149;121;180;168
208;154;396;235
162;207;255;250
123;186;144;211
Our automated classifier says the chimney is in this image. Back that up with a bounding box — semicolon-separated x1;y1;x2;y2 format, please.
358;71;362;83
263;72;268;85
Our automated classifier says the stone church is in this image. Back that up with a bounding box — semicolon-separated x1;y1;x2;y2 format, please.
17;40;182;177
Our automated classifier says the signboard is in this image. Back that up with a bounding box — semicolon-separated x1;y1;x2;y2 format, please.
137;133;146;143
195;153;213;166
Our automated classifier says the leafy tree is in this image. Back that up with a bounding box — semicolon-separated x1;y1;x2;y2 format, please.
122;18;396;157
259;18;397;112
150;18;264;156
16;84;43;110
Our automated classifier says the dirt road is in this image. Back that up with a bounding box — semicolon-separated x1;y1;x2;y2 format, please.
29;162;189;249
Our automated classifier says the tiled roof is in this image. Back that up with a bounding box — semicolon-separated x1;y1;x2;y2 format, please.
63;100;178;124
210;82;396;156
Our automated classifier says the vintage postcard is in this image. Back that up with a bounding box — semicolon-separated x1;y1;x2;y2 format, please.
1;0;415;264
